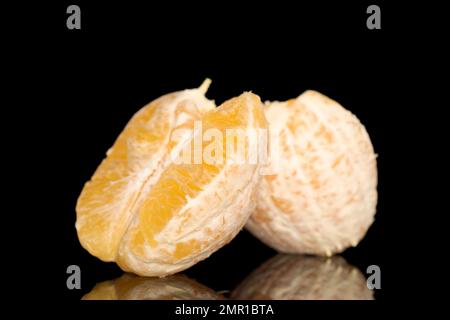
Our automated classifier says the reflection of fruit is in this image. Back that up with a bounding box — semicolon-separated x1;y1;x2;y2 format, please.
82;273;222;300
246;90;377;256
76;81;267;276
231;254;373;300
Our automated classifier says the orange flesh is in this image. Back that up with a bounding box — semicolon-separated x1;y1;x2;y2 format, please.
76;92;266;264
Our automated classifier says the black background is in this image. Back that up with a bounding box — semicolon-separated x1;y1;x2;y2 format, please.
18;0;414;312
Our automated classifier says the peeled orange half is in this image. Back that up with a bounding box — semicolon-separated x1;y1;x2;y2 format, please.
246;90;377;256
76;81;268;276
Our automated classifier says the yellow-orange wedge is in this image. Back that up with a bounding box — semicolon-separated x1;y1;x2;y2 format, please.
76;81;267;276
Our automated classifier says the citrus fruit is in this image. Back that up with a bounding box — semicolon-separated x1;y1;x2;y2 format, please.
76;81;267;276
82;273;222;300
232;254;373;300
246;90;377;256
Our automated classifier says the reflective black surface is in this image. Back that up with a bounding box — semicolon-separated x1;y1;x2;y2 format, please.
27;1;397;304
82;253;374;300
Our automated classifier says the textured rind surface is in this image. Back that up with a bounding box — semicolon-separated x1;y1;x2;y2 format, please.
231;254;373;300
246;90;377;256
82;273;222;300
76;86;267;276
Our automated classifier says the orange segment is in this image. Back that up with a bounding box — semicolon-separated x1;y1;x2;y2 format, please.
123;93;266;262
76;83;267;276
76;85;214;262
